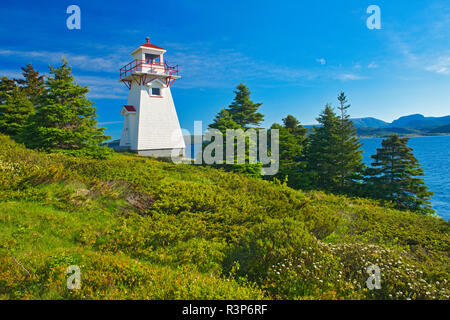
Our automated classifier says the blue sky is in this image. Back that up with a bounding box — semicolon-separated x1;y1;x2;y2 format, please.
0;0;449;140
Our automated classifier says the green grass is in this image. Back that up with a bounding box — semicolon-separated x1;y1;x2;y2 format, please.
0;134;448;299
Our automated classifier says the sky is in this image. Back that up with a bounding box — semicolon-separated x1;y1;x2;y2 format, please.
0;0;449;140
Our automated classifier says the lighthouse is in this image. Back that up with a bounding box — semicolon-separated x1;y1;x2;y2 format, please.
119;37;185;157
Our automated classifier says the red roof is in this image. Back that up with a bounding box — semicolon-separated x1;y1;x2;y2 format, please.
123;105;136;112
140;37;165;51
141;43;165;50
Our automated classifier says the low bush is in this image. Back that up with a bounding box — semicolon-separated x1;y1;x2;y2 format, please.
0;134;448;299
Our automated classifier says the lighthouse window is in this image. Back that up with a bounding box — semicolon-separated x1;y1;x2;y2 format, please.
145;53;160;64
151;87;161;96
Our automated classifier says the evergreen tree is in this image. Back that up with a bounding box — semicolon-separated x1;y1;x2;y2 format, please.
0;77;34;136
335;92;365;193
270;115;307;187
16;63;45;104
283;115;305;135
0;76;16;97
364;134;434;214
208;108;240;134
303;104;341;192
303;94;364;194
226;83;264;128
19;58;111;158
205;84;264;178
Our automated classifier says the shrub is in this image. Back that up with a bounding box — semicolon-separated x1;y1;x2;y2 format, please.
0;134;448;300
223;217;317;283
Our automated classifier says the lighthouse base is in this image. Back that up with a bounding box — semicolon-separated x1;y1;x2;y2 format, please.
116;143;185;158
136;147;185;158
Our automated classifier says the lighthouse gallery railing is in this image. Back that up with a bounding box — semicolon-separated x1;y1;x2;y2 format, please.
120;59;179;79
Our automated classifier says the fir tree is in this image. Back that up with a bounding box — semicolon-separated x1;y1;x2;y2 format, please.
226;83;264;128
0;76;16;97
205;84;264;178
19;58;111;158
364;134;434;214
16;63;45;104
283;115;306;135
270;115;307;187
303;94;364;193
208;108;240;134
0;77;34;136
303;104;341;192
335;92;365;193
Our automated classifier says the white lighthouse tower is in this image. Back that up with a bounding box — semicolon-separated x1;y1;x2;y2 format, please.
119;37;185;157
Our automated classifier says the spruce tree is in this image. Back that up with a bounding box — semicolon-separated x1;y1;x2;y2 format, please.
19;58;111;157
0;76;16;97
16;63;45;104
283;115;305;135
208;108;240;134
364;134;434;214
270;115;307;187
303;104;341;192
303;94;365;193
226;83;264;128
205;84;264;178
335;92;365;193
0;77;34;137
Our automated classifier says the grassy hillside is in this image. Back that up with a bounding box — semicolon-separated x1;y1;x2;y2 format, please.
0;134;448;300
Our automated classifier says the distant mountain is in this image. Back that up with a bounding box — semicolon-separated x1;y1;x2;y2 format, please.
306;113;450;138
389;114;450;129
350;117;389;128
350;114;450;129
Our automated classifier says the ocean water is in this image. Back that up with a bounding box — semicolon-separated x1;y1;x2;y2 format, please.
361;136;450;220
188;136;450;220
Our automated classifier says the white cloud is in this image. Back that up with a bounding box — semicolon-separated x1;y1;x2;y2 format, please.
166;45;319;89
0;68;128;99
426;56;450;75
0;49;128;74
368;62;378;69
335;73;366;81
0;43;366;92
75;75;128;99
385;18;450;76
166;43;367;88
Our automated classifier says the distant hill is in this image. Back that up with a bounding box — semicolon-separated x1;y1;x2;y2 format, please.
428;124;450;134
390;114;450;129
356;127;420;137
305;114;450;137
350;114;450;129
350;117;389;128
